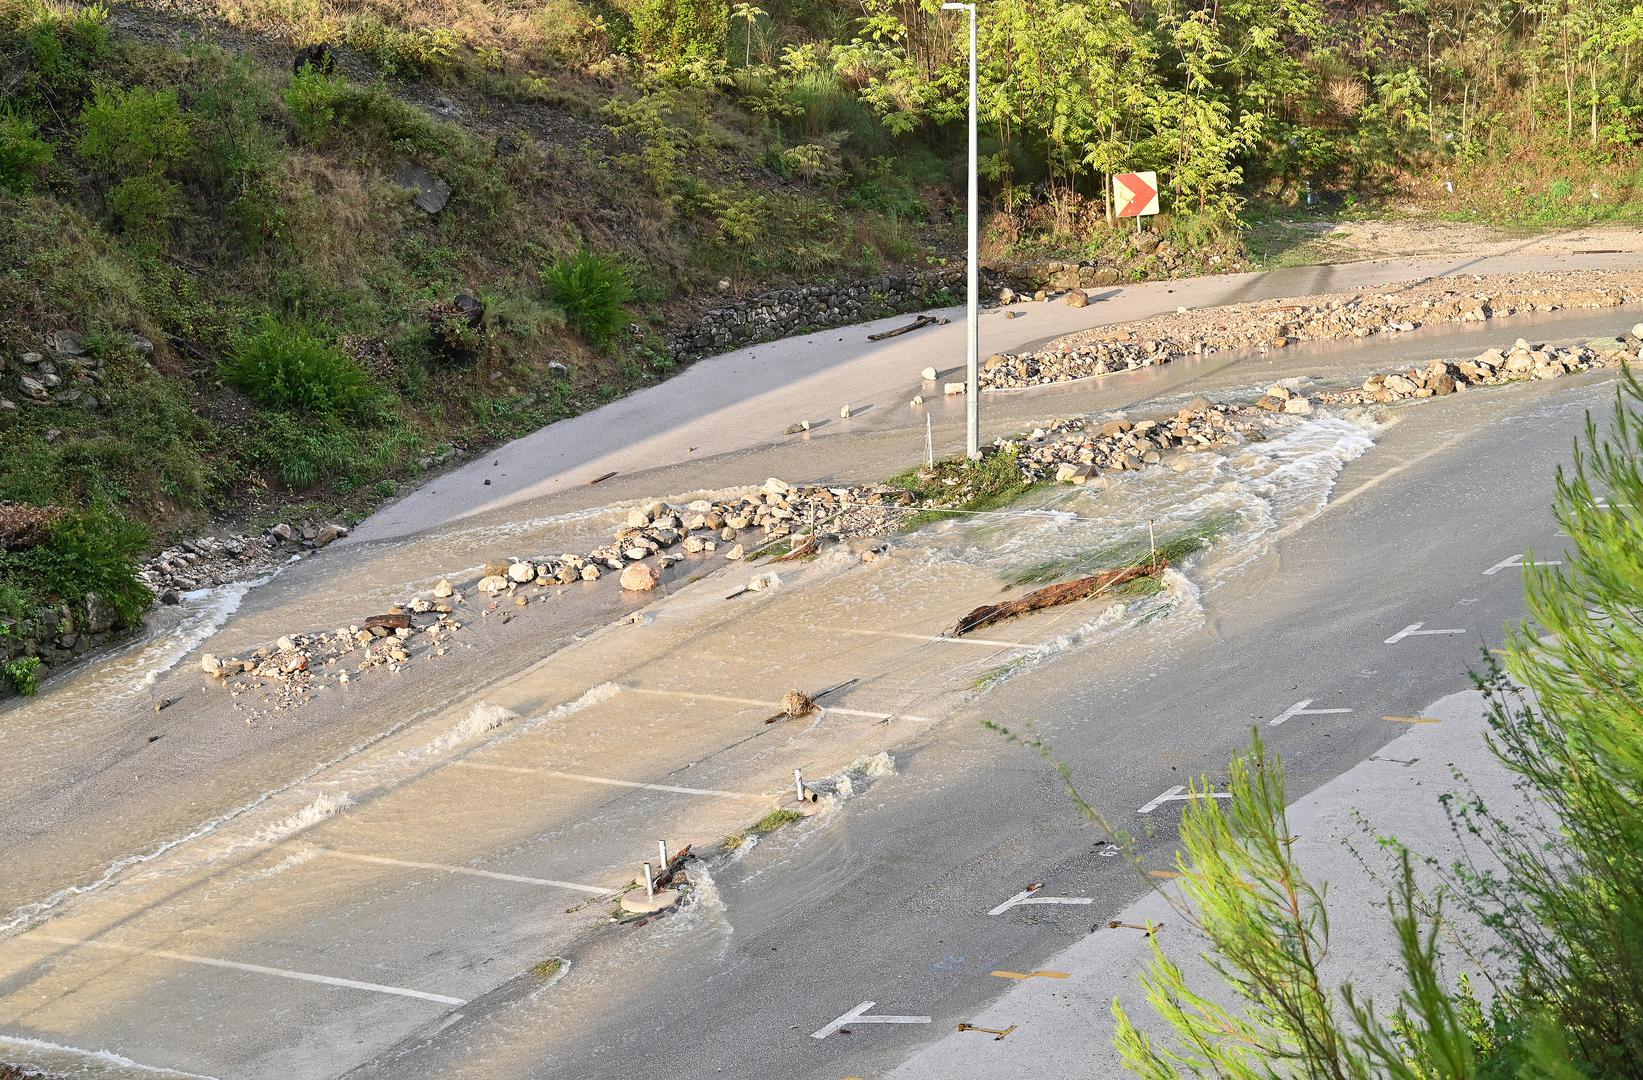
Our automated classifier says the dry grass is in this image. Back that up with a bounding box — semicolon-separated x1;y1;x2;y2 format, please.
0;503;64;550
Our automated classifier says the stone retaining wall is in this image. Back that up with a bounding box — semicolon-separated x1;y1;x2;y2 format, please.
664;268;975;360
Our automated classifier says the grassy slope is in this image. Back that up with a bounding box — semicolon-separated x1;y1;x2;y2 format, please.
0;0;959;636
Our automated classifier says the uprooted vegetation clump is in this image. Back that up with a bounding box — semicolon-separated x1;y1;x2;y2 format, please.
888;448;1041;531
1006;514;1232;588
724;807;805;851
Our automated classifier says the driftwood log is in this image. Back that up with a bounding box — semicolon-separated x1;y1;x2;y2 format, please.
949;563;1164;637
867;314;947;341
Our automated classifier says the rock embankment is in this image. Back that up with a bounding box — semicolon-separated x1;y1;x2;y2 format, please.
665;269;974;361
139;520;349;602
981;270;1643;390
1317;334;1638;406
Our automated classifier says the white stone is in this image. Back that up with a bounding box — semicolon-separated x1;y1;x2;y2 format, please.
920;366;938;381
433;579;454;598
725;544;745;561
944;382;965;395
507;562;536;583
620;563;659;591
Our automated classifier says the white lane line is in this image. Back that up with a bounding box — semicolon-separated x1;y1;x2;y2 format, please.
1138;785;1234;814
1482;553;1563;576
1384;622;1467;645
811;1000;932;1040
29;934;466;1006
827;627;1028;649
1268;698;1353;727
311;849;613;895
453;761;762;800
988;889;1094;916
623;685;934;723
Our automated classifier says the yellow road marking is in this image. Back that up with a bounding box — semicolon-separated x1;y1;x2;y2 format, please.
992;969;1070;980
1149;870;1182;879
1383;715;1442;724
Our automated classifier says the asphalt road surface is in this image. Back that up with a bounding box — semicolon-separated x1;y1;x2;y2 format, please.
0;256;1632;1079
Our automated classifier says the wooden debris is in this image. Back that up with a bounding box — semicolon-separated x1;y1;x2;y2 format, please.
950;564;1163;636
363;612;412;632
867;314;946;341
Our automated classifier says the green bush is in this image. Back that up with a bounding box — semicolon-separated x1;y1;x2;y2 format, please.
0;508;152;626
222;321;378;418
77;83;190;178
283;65;344;143
632;0;727;65
0;110;54;193
3;656;42;696
77;83;190;234
12;0;112;111
545;248;634;347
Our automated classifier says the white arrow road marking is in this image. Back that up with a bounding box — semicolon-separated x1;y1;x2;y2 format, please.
988;889;1095;916
1138;785;1234;815
1483;553;1563;576
28;934;466;1005
1384;622;1467;645
811;1001;932;1040
1269;698;1353;727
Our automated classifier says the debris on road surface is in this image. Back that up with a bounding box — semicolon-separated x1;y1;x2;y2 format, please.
950;565;1164;636
985;269;1643;390
1319;336;1637;405
775;687;814;720
868;314;947;341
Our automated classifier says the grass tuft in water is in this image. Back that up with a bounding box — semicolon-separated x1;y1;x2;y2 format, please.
889;448;1040;532
724;806;806;850
532;957;564;979
1006;513;1232;588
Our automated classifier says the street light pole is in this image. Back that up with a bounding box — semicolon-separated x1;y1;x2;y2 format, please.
942;1;979;461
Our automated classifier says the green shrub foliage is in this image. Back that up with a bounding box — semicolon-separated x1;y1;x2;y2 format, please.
222;321;379;418
544;248;634;347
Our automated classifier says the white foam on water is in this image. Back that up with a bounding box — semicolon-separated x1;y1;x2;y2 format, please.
245;791;354;850
420;702;522;757
910;411;1381;687
0;1035;220;1079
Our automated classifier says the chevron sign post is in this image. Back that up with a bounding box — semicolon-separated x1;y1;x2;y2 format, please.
1113;171;1160;219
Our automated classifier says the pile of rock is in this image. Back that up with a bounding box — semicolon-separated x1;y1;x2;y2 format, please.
140;521;348;601
1000;400;1251;485
1320;336;1637;406
4;331;152;411
202;603;461;708
468;480;914;597
197;480;915;703
982;270;1643;390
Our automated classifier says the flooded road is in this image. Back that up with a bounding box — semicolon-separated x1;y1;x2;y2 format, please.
0;256;1635;1078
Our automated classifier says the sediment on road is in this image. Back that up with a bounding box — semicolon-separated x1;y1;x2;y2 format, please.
982;269;1643;389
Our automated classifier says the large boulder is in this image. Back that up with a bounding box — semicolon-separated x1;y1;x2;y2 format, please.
620;563;659;592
